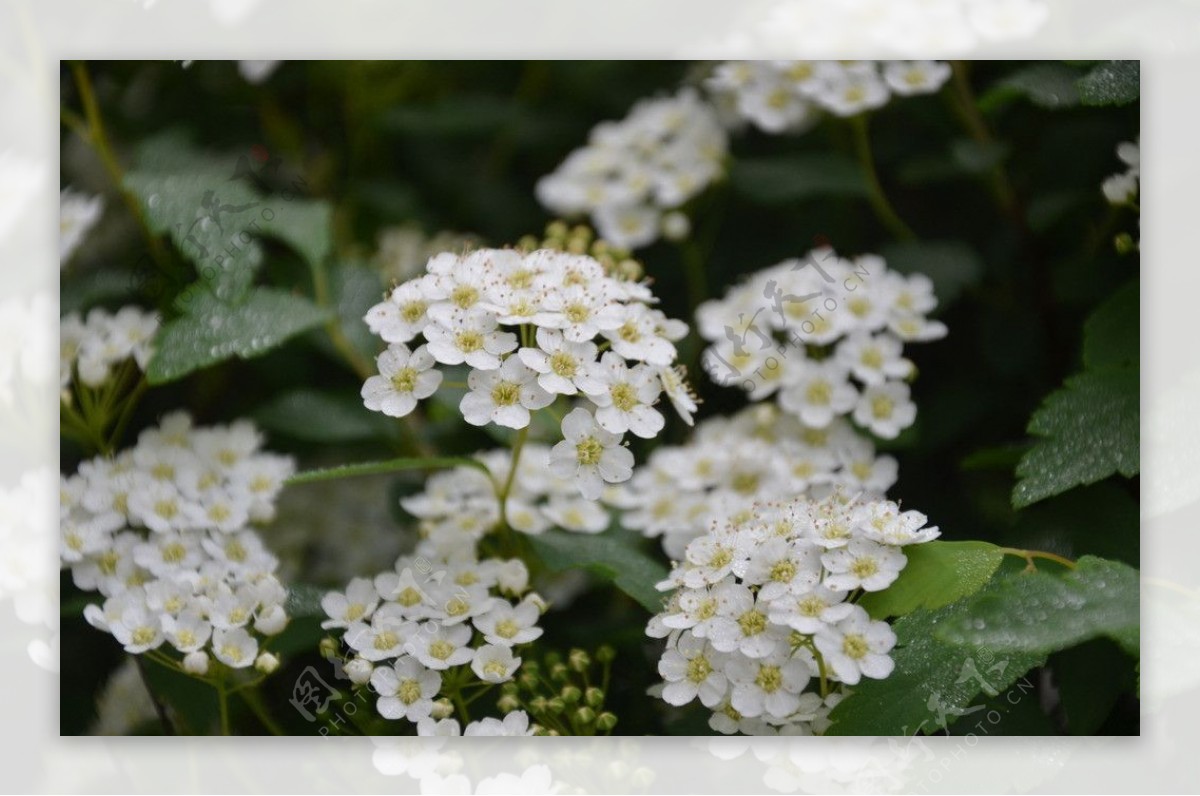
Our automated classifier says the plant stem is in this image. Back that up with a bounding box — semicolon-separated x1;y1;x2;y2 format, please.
849;114;916;242
679;239;710;317
947;60;1021;224
68;61;174;278
998;547;1077;571
216;681;231;736
286;455;489;487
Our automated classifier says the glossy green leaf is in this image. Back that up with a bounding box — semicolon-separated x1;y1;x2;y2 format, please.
859;541;1005;619
529;528;668;613
989;63;1082;110
826;576;1046;735
257;199;333;271
934;555;1140;657
1077;60;1140;107
1013;367;1139;507
1083;280;1139;369
147;288;330;384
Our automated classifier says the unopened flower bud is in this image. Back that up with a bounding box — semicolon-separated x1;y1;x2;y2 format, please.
560;685;582;704
595;644;616;664
319;637;339;660
183;650;209;676
550;662;569;683
497;694;521;713
585;686;605;708
254;652;280;674
568;649;590;672
596;711;618;732
547;697;566;714
344;657;373;685
254;604;288;635
431;698;454;719
573;706;596;726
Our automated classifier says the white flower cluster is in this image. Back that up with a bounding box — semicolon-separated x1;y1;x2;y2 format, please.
403;446;615;558
706;61;951;133
60;306;158;393
1102;139;1140;206
607;403;897;559
60;188;104;265
322;551;542;732
362;247;695;499
648;491;939;735
697;248;946;440
535;89;728;249
61;412;293;673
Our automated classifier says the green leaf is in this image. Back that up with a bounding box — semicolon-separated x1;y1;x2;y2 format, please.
286;455;489;486
985;63;1082;111
826;576;1046;735
257;199;333;271
284;583;328;619
859;541;1005;619
125;165;265;302
1012;366;1139;508
1083;280;1139;369
729;153;868;204
880;240;984;310
254;389;393;443
934;556;1140;657
147;287;331;384
528;528;668;613
1077;60;1140;107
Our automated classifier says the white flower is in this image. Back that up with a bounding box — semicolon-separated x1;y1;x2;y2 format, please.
161;611;212;653
548;408;634;500
361;343;442;419
658;632;728;708
705;583;784;659
882;61;952;96
821;538;906;592
856;503;941;546
347;615;416;662
406;622;474;670
540;495;610;533
601;304;679;365
416;717;462;736
767;584;856;635
739;538;822;602
852;381;917;439
1102;172;1138;205
464;710;535;736
726;650;812;719
344;657;374;685
536;283;625;343
813;606;896;685
835;332;913;386
816;68;889;117
517;328;604;396
657;365;698;426
372;656;442;722
321;577;380;629
460;357;553;429
778;361;858;428
423;308;517;370
473;599;543;646
212;626;258;668
183;650;209;675
587;352;665;438
365;281;433;344
471;643;522;683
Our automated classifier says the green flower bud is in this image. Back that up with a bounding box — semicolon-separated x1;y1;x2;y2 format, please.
318;637;339;660
530;696;549;714
497;694;521;713
546;221;569;240
547;697;566;714
568;649;590;672
573;706;596;726
596;711;618;732
1115;232;1137;255
595;644;616;664
550;662;569;683
431;698;454;720
585;686;605;708
561;685;582;704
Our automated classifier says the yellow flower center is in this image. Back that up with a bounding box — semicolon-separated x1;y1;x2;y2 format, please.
806;380;832;406
398;678;423;704
686;655;712;683
575;437;604;466
495;618;519;639
738;609;768;637
374;631;400;651
871;395;894;419
429;639;455;660
564;303;590;324
131;627;157;646
455;330;484;353
401;300;427;323
769;559;797;583
610;382;638;412
842;633;870;659
850;557;880;579
754;664;783;693
491;381;521;407
451;284;480;309
391;366;419;393
550;351;577;378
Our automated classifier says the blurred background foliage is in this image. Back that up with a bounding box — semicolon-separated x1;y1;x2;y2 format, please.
60;60;1139;735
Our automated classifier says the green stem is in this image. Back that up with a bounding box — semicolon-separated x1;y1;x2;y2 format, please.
947;60;1021;224
104;376;148;455
680;239;710;317
849;114;916;242
998;547;1077;571
216;681;231;736
69;61;175;278
285;455;488;487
